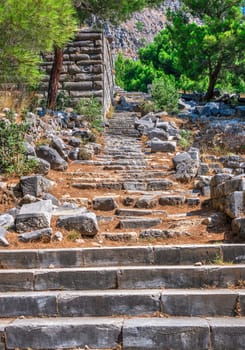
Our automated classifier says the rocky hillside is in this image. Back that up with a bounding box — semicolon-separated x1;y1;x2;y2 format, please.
112;0;180;58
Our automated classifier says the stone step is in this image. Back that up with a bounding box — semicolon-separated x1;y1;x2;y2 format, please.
0;245;244;269
2;265;245;291
3;317;123;350
0;289;244;318
122;317;245;350
115;208;166;217
118;217;162;229
72;182;123;190
71;180;174;192
3;316;245;350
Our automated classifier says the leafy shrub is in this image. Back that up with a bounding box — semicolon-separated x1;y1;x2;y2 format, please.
75;97;103;133
136;21;144;32
115;52;159;92
56;91;72;110
78;147;92;160
0;118;37;175
75;97;102;122
151;76;179;112
179;129;192;150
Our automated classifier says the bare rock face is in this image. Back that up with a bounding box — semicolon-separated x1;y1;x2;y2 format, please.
113;1;181;58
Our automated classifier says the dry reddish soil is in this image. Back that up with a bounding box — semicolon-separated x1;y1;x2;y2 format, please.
0;122;227;250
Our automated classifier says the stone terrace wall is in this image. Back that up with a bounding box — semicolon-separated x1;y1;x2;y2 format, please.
40;29;114;118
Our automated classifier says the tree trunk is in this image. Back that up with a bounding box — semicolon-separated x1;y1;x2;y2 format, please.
205;61;222;101
47;46;63;109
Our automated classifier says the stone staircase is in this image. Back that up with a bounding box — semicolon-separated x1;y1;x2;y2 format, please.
1;108;245;349
66;110;206;240
1;245;245;349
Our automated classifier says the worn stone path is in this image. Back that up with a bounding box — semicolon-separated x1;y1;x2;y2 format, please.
1;106;245;349
65;108;211;243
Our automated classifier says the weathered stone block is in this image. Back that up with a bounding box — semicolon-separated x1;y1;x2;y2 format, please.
232;217;245;238
147;180;173;191
119;218;162;230
149;138;176;153
58;290;160;317
0;293;57;317
34;268;117;290
173;152;191;167
147;128;168;141
36;145;68;171
56;212;99;236
161;290;237;316
69;53;90;61
225;191;245;218
93;196;118;211
6;318;123;350
63;81;93;91
123;318;209;350
93;81;103;89
19;175;53;197
82;246;154;267
209;318;245;350
0;271;34;291
224;176;245;195
159;195;185;206
135;195;158;209
15;200;52;233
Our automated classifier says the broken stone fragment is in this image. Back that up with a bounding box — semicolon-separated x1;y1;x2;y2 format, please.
0;213;15;229
18;228;52;242
0;227;9;246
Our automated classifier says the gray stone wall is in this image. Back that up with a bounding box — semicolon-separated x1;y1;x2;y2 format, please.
40;29;114;118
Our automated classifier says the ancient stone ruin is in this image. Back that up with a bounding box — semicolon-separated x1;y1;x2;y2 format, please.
40;29;114;117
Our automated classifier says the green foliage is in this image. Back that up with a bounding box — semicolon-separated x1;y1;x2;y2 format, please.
75;97;102;122
179;129;192;150
151;76;179;112
75;97;103;133
0;0;76;85
115;53;159;92
115;0;245;99
56;91;72;110
74;0;163;24
139;29;180;78
167;1;245;98
136;21;144;32
0;118;37;176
